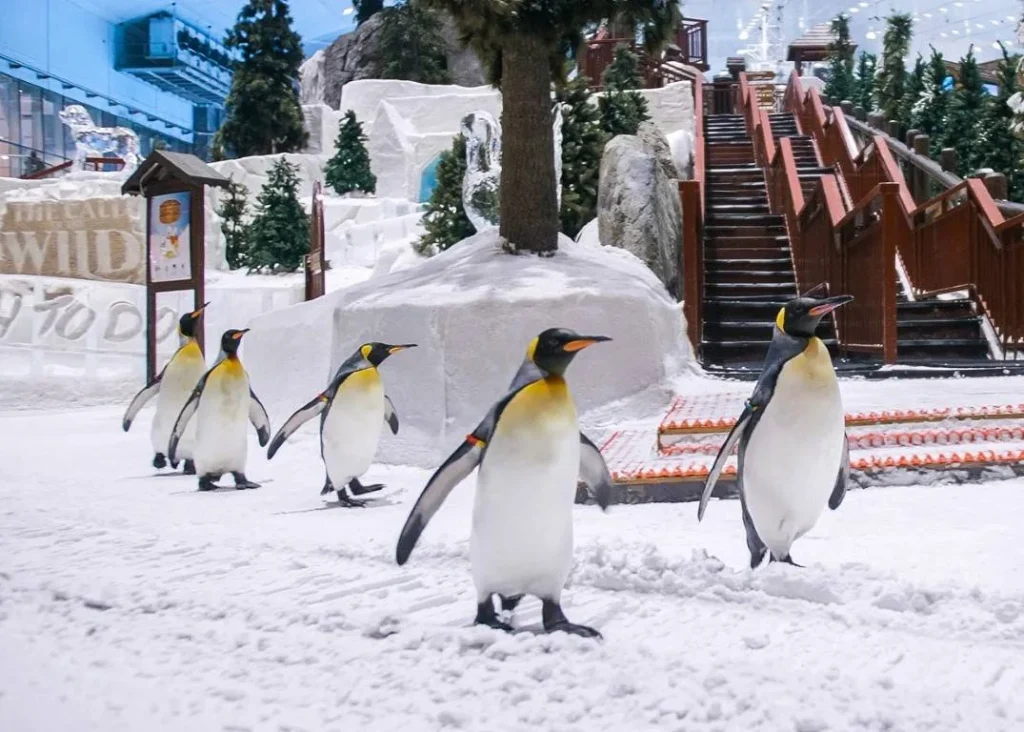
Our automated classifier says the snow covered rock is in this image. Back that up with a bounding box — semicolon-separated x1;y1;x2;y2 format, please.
666;128;694;180
243;231;692;466
597;134;683;298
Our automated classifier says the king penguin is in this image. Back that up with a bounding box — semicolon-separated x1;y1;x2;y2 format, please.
395;328;614;638
266;342;416;507
122;303;209;474
168;328;271;491
698;295;854;568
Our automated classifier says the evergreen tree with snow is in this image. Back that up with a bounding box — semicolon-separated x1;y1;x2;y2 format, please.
599;45;650;138
376;1;451;84
215;0;308;158
942;48;989;176
824;14;856;104
899;54;926;133
246;158;309;272
874;13;913;127
977;46;1024;201
417;134;474;255
853;52;877;112
325;111;377;196
353;0;383;25
218;180;251;270
557;75;607;238
910;47;949;156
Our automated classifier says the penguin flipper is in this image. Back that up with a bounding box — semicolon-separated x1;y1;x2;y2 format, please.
828;433;851;510
698;407;752;521
267;394;327;459
248;389;271;447
168;375;207;464
579;432;614;510
122;367;167;431
384;395;399;435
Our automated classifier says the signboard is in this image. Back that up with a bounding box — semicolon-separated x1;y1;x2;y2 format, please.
148;191;193;283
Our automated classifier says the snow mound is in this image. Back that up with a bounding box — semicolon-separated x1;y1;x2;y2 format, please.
244;230;692;465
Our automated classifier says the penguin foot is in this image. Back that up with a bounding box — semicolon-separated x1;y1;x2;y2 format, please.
348;478;383;496
500;594;524;613
474;599;514;632
153;453;167;469
320;479;334;496
750;547;767;569
769;554;804;567
335;491;368;508
231;472;260;490
198;475;220;491
182;460;196;476
542;600;602;639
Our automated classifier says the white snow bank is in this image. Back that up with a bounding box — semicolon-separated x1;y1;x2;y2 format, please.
244;230;692;465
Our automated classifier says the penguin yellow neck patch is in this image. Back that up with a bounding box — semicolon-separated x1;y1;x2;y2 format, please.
775;307;786;331
790;337;835;382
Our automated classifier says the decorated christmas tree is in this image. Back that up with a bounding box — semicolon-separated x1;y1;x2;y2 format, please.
874;13;913;128
599;45;650;138
899;54;926;133
557;76;607;238
910;47;949;156
823;14;856;104
325;111;377;196
246;157;310;272
376;1;451;84
977;46;1024;201
417;134;474;254
942;48;989;175
217;180;250;270
853;52;877;112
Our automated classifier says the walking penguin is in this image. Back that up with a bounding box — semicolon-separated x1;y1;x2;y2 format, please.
698;295;854;568
396;328;614;638
122;303;208;474
168;328;271;491
266;342;416;507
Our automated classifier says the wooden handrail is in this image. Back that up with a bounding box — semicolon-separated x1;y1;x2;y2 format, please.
680;72;706;353
21;156;125;180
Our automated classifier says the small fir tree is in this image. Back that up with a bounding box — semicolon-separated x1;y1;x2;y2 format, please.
824;14;856;104
325;111;377;196
246;157;309;272
899;54;926;132
599;45;650;138
417;135;474;254
218;180;251;270
557;75;607;238
853;52;877;112
215;0;308;158
376;1;451;84
943;48;989;175
874;13;913;127
911;47;949;156
353;0;383;25
977;46;1024;201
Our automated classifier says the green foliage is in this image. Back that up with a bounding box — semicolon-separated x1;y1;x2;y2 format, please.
910;47;949;156
824;14;856;104
900;54;926;132
417;135;474;255
853;52;877;112
246;158;309;272
217;180;251;270
943;48;990;175
874;13;913;126
599;45;650;137
325;111;377;196
376;1;451;84
215;0;308;158
557;76;607;238
977;46;1024;201
353;0;383;25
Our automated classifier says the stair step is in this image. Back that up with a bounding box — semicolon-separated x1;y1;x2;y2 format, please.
897;299;976;319
705;225;787;237
705;282;799;295
706;270;796;284
706;257;792;268
704;321;834;340
705;247;792;259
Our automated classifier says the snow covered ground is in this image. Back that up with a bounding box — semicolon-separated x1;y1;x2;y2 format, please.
3;400;1024;731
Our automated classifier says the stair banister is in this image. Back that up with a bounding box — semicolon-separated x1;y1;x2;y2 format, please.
679;71;706;353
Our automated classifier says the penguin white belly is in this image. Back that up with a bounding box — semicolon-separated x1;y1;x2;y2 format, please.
742;340;845;560
322;369;384;484
193;362;250;476
151;344;205;459
471;378;579;603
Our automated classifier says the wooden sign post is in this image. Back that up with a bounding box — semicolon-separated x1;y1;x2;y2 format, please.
121;151;229;381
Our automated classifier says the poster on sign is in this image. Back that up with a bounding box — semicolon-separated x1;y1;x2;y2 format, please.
148;191;192;283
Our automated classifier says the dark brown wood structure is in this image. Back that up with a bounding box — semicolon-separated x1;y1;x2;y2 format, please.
580;16;708;90
305;181;327;301
786;22;856;76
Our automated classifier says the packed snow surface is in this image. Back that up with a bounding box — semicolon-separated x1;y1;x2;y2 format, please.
2;399;1024;731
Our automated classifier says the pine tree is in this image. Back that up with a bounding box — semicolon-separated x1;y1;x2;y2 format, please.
557;75;607;238
324;111;377;196
874;13;913;128
215;0;308;158
599;45;650;138
421;0;678;254
417;134;474;255
824;14;856;104
353;0;383;25
977;46;1024;201
247;158;310;272
376;1;451;84
899;54;926;132
910;47;949;156
853;52;877;112
218;180;250;270
943;48;989;176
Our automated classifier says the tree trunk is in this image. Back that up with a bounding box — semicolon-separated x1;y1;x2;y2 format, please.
500;32;559;254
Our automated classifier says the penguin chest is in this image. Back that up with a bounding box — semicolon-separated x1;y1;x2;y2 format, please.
321;369;384;482
471;377;580;599
742;339;845;557
194;360;250;473
152;342;205;456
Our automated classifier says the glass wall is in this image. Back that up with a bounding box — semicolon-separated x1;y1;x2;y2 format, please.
0;72;192;178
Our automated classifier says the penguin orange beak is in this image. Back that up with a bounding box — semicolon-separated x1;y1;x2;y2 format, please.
191;302;210;318
388;344;417;354
563;335;612;352
232;328;250;340
808;295;854;317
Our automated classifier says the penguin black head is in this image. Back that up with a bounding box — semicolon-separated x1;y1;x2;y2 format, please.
221;328;249;356
776;295;854;338
529;328;612;376
361;342;417;367
178;302;209;339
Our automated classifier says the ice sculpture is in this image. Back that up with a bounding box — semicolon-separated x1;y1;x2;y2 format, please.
58;105;141;173
460;105;565;233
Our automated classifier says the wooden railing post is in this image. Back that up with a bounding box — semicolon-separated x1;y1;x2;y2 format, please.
880;183;900;364
679;180;703;353
940;148;958;174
